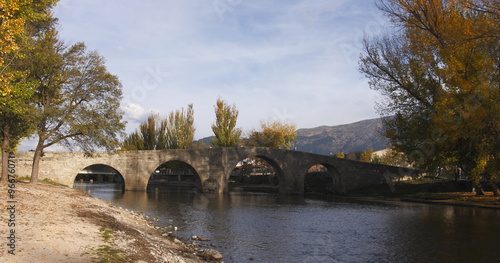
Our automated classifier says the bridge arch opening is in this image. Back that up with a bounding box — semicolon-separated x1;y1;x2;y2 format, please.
147;160;202;192
304;163;342;195
73;164;125;192
229;155;283;193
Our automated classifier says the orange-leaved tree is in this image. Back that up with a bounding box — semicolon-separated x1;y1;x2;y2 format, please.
359;0;499;194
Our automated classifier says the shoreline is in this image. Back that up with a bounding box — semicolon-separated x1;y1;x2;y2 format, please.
0;182;221;263
340;194;500;210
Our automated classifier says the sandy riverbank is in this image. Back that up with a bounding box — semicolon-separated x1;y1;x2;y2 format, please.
0;182;217;263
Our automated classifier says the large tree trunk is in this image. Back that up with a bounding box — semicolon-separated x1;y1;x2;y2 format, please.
1;143;9;182
473;181;486;196
1;124;10;182
489;181;500;196
29;142;44;183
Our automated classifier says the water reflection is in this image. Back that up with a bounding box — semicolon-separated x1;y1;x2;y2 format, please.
74;183;500;263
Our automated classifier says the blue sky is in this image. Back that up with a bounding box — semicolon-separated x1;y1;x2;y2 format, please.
21;0;389;150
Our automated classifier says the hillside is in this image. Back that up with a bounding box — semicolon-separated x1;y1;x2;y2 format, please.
294;118;389;155
198;118;389;155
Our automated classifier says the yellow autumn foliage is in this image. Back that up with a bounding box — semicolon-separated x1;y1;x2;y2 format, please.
360;0;499;183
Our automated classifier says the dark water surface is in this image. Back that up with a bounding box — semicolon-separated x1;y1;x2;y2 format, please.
74;183;500;263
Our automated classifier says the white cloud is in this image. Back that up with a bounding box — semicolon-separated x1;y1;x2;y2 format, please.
122;103;164;133
122;103;147;121
46;0;387;141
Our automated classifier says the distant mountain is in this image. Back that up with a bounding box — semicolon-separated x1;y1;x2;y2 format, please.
197;136;215;146
294;118;389;155
196;118;390;155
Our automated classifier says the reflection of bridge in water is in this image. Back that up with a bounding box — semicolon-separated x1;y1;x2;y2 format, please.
14;147;418;194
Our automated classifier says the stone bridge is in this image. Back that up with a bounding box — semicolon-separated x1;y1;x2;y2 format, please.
12;147;418;194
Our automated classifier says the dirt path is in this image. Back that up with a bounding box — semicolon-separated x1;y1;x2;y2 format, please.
0;182;207;263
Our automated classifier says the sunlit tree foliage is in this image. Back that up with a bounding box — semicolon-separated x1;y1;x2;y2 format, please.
359;0;499;194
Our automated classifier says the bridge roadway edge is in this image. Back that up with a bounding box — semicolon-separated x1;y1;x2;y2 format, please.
8;148;419;194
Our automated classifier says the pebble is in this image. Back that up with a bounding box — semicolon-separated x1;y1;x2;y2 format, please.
198;249;223;261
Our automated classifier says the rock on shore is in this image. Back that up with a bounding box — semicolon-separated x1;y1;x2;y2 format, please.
0;182;213;263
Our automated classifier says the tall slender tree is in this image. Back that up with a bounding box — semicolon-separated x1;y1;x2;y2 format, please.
211;97;242;147
166;104;195;149
122;113;167;150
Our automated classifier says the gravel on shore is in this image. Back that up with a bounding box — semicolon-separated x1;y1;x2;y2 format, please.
0;182;212;263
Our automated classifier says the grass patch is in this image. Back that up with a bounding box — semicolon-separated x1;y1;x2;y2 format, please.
40;178;68;187
99;226;114;243
16;176;31;182
86;226;128;263
94;245;127;263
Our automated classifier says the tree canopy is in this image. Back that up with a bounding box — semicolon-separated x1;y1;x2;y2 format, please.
359;0;499;192
122;113;167;150
166;104;195;149
122;104;196;151
0;0;58;181
211;97;242;147
27;27;125;182
246;120;297;150
1;1;126;183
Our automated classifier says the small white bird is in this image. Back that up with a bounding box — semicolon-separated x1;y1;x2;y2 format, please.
174;226;178;231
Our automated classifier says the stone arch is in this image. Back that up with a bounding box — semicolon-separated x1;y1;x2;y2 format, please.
254;154;285;186
227;152;286;193
303;162;343;194
147;159;203;191
73;163;125;190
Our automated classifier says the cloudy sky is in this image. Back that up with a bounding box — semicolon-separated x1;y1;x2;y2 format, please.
21;0;389;150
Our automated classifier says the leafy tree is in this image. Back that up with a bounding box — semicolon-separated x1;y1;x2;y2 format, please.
359;0;499;194
0;0;57;181
122;113;167;150
360;148;374;163
378;149;410;167
247;120;297;150
122;104;196;151
27;28;125;183
0;0;25;67
211;97;242;147
334;152;345;158
166;104;195;149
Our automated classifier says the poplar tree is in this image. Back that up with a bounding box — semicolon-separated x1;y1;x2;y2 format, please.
122;113;167;150
122;105;196;151
166;104;195;149
211;97;242;147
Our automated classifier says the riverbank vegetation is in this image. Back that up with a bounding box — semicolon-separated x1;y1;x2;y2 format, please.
359;0;499;195
347;176;500;208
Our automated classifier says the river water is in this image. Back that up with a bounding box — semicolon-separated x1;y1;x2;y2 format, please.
74;183;500;263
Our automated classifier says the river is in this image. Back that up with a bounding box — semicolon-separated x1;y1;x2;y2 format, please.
74;183;500;263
